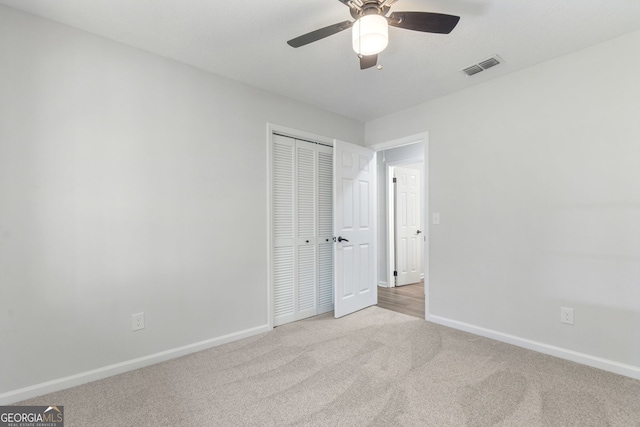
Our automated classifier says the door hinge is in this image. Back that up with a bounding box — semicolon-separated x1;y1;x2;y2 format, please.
393;270;398;277
392;177;397;183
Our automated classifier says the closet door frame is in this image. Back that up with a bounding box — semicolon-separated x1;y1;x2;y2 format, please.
267;124;334;328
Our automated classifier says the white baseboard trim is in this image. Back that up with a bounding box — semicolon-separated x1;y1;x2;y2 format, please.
378;281;389;288
0;323;271;405
428;315;640;380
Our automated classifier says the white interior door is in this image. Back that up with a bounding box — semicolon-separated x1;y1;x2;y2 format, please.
296;141;318;319
272;134;334;327
334;140;376;318
395;166;422;286
317;145;334;314
272;135;296;325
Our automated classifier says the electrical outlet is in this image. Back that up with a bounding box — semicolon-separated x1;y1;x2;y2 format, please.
560;307;574;325
132;312;145;331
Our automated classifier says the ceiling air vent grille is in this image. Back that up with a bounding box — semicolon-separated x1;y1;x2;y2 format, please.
461;65;483;76
461;55;503;77
478;57;500;70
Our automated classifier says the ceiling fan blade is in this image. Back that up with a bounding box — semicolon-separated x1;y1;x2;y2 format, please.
287;21;353;48
388;11;460;34
337;0;351;6
360;54;378;70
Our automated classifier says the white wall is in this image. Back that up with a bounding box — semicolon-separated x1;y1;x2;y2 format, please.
0;5;363;399
366;29;640;375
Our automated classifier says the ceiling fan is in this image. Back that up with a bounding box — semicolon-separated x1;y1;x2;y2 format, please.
287;0;460;70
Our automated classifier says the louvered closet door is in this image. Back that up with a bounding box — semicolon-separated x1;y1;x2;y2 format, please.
272;134;334;326
317;145;334;314
272;135;296;326
296;141;317;320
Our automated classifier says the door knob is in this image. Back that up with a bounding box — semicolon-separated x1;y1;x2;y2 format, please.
417;230;422;234
337;236;349;242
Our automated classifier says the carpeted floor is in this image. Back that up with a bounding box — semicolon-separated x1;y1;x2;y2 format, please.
17;307;640;426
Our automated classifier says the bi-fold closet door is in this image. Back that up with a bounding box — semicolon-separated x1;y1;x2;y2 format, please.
272;134;333;326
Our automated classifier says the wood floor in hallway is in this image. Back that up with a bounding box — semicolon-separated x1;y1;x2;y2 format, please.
377;281;425;319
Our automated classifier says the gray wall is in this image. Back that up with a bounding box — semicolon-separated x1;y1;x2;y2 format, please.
0;5;363;396
366;29;640;372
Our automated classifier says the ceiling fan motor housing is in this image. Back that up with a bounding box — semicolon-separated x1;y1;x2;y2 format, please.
348;0;395;19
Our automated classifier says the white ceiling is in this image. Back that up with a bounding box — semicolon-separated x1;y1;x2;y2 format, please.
2;0;640;122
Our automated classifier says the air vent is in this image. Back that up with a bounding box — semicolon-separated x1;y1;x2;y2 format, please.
461;55;503;77
461;65;483;76
478;57;500;70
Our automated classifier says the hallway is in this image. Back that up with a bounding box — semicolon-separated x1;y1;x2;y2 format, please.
377;281;425;319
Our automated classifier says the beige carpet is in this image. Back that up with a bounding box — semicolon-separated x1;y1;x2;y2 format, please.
17;307;640;426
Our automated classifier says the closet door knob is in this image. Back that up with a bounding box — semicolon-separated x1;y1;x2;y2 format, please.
337;236;349;242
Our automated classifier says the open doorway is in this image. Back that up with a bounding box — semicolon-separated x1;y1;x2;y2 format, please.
371;135;428;319
376;142;425;288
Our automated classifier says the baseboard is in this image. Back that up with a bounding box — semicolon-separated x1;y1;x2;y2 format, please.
378;281;389;288
0;323;271;405
427;315;640;380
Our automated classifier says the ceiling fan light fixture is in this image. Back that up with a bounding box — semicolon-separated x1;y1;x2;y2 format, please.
352;14;388;56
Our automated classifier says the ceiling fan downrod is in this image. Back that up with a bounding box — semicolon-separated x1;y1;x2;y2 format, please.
346;0;398;14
